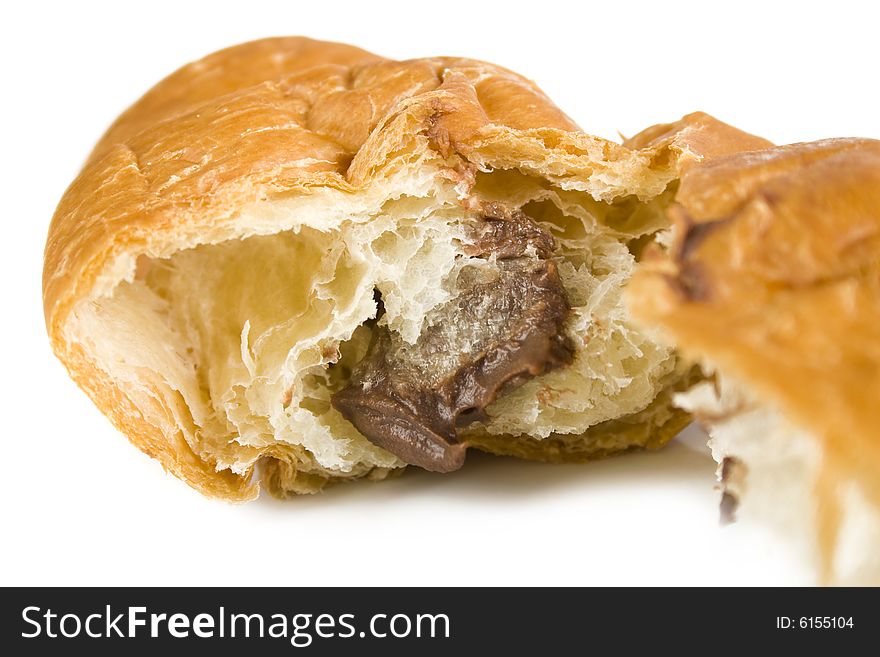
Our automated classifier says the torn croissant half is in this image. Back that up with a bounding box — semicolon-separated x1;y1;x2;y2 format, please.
42;37;770;500
627;138;880;584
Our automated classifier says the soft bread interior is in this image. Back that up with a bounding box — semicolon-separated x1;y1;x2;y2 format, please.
67;169;679;492
676;375;880;585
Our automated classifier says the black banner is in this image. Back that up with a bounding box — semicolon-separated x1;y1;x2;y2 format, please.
1;587;876;654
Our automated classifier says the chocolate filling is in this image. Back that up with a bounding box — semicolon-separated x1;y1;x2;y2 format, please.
719;456;744;524
331;210;574;472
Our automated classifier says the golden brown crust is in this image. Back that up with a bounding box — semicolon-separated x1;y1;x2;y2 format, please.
627;138;880;519
90;38;385;160
43;37;768;498
624;111;774;168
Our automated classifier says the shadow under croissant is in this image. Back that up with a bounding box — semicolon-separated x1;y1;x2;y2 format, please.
255;423;714;507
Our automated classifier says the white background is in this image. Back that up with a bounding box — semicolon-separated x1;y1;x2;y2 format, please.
2;0;876;586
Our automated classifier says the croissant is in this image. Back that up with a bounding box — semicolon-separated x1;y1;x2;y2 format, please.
627;138;880;584
43;37;769;499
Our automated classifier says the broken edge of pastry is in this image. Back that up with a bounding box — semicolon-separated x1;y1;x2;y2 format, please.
627;138;880;584
43;37;771;500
